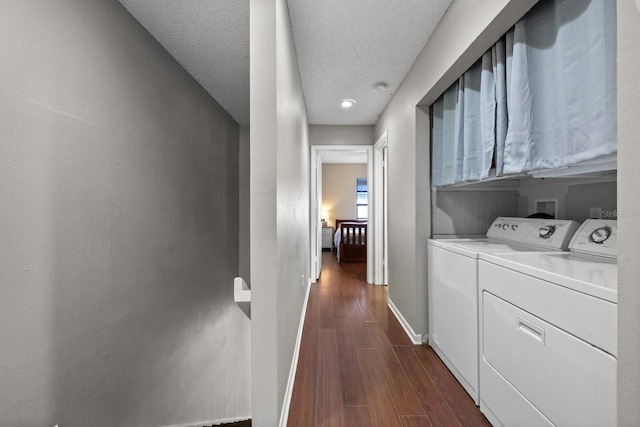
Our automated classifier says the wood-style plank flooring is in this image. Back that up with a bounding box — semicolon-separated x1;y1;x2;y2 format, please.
287;251;491;427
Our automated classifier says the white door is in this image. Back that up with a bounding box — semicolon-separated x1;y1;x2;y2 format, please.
374;131;388;285
310;150;323;281
315;153;323;279
382;145;388;284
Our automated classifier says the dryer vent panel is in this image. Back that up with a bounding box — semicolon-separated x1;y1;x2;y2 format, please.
535;199;557;218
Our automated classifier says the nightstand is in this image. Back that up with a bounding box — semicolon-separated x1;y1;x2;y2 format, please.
322;226;334;249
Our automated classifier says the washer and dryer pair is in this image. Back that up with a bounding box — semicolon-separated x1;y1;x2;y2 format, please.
427;217;581;404
428;217;617;426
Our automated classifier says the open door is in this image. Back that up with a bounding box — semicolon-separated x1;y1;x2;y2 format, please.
374;131;389;285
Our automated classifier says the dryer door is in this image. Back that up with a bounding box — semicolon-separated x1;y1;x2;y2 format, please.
482;291;616;427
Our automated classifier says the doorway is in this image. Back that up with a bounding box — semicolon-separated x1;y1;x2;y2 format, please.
311;144;385;284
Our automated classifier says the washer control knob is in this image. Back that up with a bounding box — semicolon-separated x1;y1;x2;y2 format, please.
539;225;556;239
502;224;509;230
511;224;518;231
590;226;612;244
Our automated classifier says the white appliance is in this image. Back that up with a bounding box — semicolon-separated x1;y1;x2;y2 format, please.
478;219;618;426
427;217;580;404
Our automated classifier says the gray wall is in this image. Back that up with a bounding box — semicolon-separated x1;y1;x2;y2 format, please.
432;190;519;236
431;176;617;238
0;1;250;426
616;1;640;424
239;125;251;283
516;177;618;222
309;125;374;146
250;0;310;425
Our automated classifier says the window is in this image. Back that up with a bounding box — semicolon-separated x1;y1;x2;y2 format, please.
356;178;368;219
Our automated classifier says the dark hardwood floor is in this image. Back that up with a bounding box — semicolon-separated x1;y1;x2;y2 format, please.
287;251;490;427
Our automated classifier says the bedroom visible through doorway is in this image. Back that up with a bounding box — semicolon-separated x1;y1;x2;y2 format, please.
310;144;385;285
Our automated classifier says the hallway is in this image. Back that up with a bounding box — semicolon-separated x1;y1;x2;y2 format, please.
287;251;490;426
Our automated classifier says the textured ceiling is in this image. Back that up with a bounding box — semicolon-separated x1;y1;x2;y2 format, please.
118;0;250;125
288;0;452;125
118;0;452;126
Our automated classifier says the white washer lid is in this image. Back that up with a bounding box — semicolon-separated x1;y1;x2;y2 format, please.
479;251;618;303
428;238;558;259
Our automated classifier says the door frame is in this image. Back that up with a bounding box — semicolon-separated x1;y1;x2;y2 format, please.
310;148;323;281
310;145;374;284
373;131;389;285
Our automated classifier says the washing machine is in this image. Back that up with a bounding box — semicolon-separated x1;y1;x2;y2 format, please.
478;219;617;426
427;217;580;404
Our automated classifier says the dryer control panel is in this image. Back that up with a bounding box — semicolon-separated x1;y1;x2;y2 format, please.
487;217;580;250
569;219;618;259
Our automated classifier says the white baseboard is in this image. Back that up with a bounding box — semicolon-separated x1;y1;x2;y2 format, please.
163;415;251;427
387;298;424;345
278;278;312;427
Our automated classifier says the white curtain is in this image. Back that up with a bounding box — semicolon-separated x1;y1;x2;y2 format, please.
480;49;498;179
431;81;460;186
432;57;498;186
493;37;508;176
503;0;617;174
461;63;481;181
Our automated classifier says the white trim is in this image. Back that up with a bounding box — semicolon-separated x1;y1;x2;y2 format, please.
310;148;322;282
310;145;374;284
163;416;251;427
279;278;312;427
388;298;424;345
366;146;374;284
373;131;388;285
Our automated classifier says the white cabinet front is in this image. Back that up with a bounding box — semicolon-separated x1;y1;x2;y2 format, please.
428;244;479;403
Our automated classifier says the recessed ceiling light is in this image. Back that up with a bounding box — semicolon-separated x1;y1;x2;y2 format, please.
339;99;356;108
373;82;388;91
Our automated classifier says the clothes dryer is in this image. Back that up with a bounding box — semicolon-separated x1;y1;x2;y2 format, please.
478;219;617;426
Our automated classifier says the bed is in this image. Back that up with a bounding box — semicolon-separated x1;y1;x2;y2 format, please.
333;219;367;263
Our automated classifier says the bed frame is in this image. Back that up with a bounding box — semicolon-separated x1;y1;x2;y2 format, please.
334;219;367;263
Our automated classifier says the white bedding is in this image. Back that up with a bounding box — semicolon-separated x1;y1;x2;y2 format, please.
333;226;342;260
